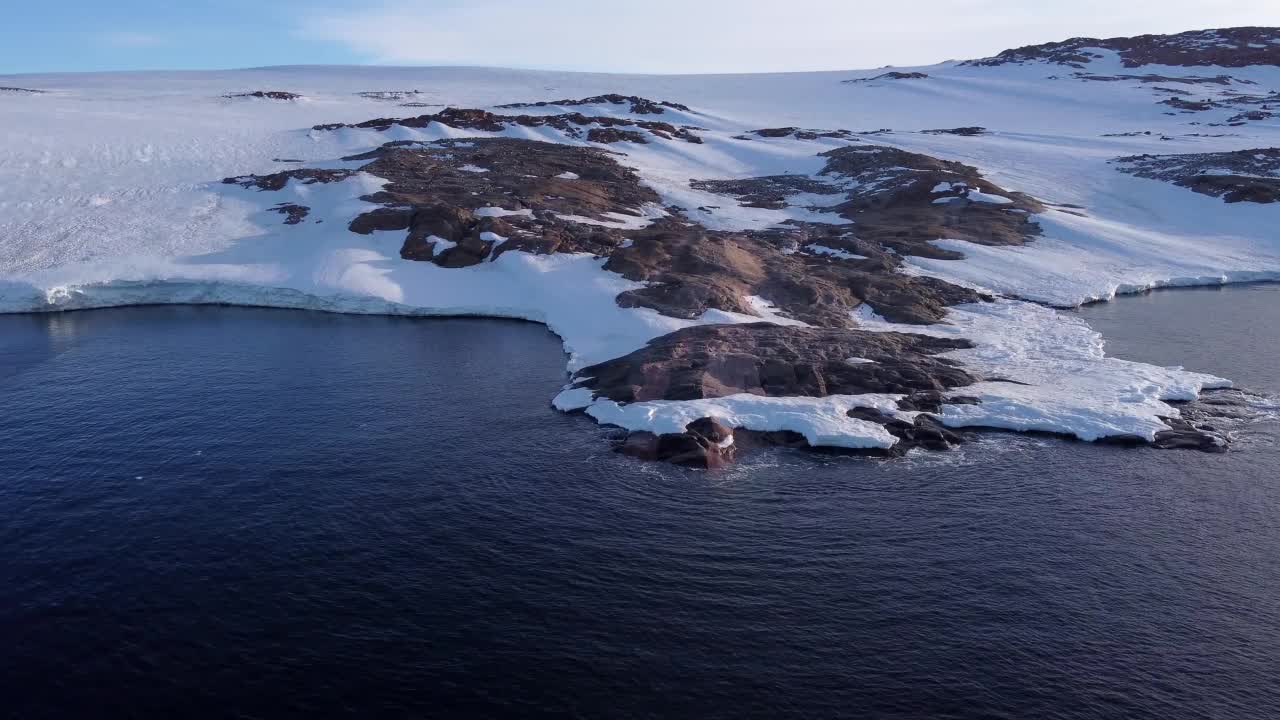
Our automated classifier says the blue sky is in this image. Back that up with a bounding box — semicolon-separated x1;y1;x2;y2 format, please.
4;0;1280;75
0;1;359;74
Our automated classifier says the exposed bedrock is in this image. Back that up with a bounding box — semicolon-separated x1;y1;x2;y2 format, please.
224;90;301;100
745;127;857;141
618;417;738;468
270;203;310;225
344;138;658;265
586;127;652;144
579;323;978;468
1161;97;1215;112
693;144;1044;260
1228;110;1277;124
1114;148;1280;203
843;72;929;83
223;137;655;265
312;107;704;144
575;322;975;403
612;415;962;468
964;27;1280;68
495;94;691;115
845;407;967;453
618;418;961;469
605;226;987;325
922;126;988;136
222;168;357;192
1075;73;1241;85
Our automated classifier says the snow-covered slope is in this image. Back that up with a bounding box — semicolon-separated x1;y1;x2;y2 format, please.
3;29;1278;459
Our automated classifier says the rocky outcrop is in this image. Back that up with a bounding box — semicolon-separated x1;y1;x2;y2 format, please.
605;226;986;325
1161;97;1215;112
312;107;704;144
1074;73;1241;85
1065;76;1278;123
586;127;651;144
1220;89;1280;106
270;203;310;225
689;174;844;209
1114;148;1280;203
343;138;660;266
923;127;988;136
222;168;357;192
618;417;737;468
1228;110;1277;124
614;414;964;468
964;27;1280;68
496;94;691;115
582;323;980;468
1;86;45;94
844;72;929;83
845;407;966;453
745;128;856;141
694;145;1043;260
224;91;301;100
614;402;972;468
574;323;975;403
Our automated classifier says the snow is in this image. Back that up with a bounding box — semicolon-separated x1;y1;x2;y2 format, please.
2;59;1278;451
580;393;908;450
473;206;532;218
555;203;667;230
852;299;1231;442
743;295;808;326
428;234;457;253
552;386;595;411
965;190;1013;204
555;171;581;180
806;244;868;260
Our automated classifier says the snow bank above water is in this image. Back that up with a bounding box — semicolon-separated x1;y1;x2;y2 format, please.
854;300;1231;442
572;392;910;450
2;62;1279;452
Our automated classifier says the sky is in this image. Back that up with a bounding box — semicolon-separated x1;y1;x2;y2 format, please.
2;0;1279;75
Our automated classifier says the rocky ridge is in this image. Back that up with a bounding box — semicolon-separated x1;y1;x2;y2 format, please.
224;91;302;100
843;72;929;84
495;94;691;115
965;27;1280;68
311;107;704;144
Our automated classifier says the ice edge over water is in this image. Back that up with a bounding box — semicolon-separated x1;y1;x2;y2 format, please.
4;59;1280;451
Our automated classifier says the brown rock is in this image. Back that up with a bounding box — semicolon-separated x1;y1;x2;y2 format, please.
964;27;1280;69
225;91;301;100
577;322;974;403
1114;148;1280;203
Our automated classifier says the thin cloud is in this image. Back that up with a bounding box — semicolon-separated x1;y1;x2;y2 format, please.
299;0;1280;73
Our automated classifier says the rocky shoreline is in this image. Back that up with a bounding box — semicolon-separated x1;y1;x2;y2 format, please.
211;87;1263;466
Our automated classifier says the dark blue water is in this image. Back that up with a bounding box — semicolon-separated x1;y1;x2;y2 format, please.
1;291;1278;720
